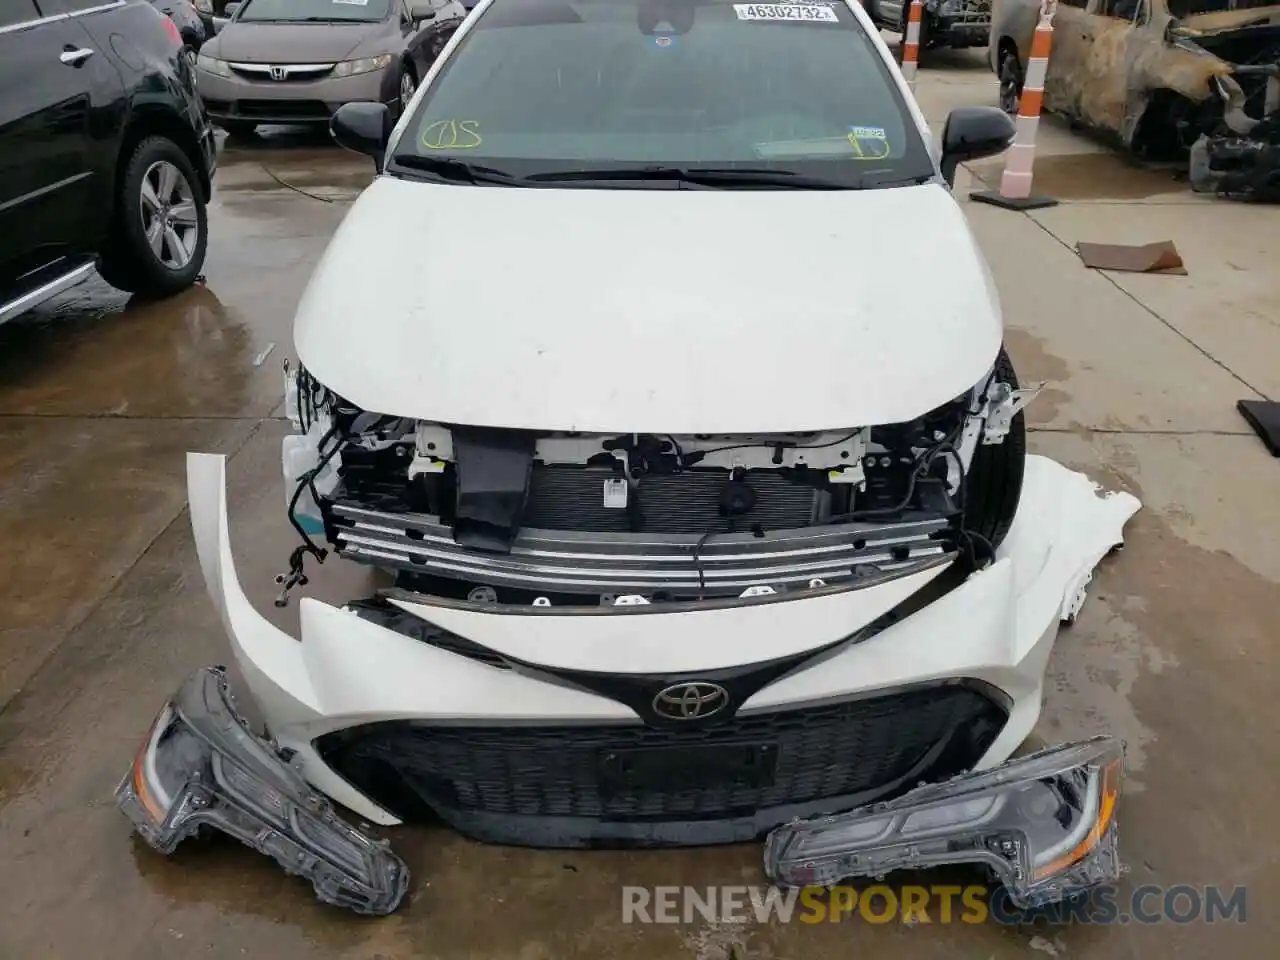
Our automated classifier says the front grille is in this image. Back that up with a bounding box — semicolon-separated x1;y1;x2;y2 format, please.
524;466;826;534
329;499;952;598
315;684;1006;843
234;99;331;119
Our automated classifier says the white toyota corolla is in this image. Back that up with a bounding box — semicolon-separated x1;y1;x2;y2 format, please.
118;0;1141;917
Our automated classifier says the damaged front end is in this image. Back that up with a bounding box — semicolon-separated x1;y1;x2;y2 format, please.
115;348;1147;916
1175;10;1280;198
277;358;1036;609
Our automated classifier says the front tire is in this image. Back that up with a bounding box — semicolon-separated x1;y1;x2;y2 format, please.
962;348;1026;551
998;47;1024;117
97;136;208;298
396;63;418;118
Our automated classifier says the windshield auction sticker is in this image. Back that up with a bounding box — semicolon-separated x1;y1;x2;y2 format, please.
848;125;890;159
733;3;840;22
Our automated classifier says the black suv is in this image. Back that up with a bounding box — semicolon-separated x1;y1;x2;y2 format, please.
0;0;217;326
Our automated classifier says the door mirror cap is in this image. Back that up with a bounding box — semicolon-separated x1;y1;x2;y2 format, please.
224;1;241;15
330;102;393;171
409;1;436;20
938;106;1016;187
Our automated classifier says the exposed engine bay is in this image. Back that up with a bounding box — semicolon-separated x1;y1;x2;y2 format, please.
276;362;1038;608
1182;17;1280;199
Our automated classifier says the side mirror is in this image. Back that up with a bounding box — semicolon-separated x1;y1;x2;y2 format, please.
409;1;436;20
938;106;1016;187
331;102;392;170
224;1;241;15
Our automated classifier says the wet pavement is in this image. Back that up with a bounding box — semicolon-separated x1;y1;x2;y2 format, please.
2;57;1279;959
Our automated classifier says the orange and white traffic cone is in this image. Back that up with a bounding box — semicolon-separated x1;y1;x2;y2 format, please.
971;0;1060;210
899;0;924;92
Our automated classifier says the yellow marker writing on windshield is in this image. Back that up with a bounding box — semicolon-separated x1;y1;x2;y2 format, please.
421;119;483;150
847;126;891;161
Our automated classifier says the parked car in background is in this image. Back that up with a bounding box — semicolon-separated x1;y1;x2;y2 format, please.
990;0;1279;193
0;0;216;327
148;0;216;50
194;0;469;137
868;0;993;53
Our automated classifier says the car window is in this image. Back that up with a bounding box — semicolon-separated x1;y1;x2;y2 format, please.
0;1;41;28
236;0;392;22
392;0;933;189
1095;0;1144;20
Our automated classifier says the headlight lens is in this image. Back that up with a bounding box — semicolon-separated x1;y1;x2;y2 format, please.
195;53;232;77
332;54;395;78
194;0;212;11
764;736;1124;909
115;666;410;916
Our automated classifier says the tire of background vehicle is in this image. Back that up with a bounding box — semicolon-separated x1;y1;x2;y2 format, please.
998;46;1024;117
396;62;418;119
960;347;1026;551
97;136;208;297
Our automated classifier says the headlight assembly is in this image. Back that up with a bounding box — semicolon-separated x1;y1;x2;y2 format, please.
332;54;395;78
115;666;409;916
195;53;232;78
764;737;1124;909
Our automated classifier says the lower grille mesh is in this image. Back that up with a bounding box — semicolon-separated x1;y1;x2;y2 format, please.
315;685;1005;837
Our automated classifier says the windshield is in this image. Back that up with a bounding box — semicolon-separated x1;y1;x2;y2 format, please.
236;0;392;23
390;0;934;189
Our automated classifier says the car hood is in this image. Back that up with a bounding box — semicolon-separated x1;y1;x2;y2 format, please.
204;21;384;62
294;178;1004;434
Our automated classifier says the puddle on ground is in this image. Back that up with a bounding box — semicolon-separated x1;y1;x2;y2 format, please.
969;152;1189;200
1004;326;1072;425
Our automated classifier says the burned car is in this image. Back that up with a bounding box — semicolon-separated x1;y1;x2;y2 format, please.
991;0;1280;197
868;0;995;52
118;0;1142;916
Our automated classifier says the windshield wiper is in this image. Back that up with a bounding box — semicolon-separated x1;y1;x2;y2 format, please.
524;166;847;189
391;154;523;186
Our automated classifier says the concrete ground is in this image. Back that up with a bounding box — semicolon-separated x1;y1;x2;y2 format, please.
1;48;1277;960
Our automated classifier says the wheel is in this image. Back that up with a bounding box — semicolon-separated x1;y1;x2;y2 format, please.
396;63;418;117
961;347;1026;551
220;120;258;138
998;46;1024;117
97;136;208;297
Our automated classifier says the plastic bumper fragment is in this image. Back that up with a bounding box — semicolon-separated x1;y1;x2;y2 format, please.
115;666;410;916
764;736;1124;909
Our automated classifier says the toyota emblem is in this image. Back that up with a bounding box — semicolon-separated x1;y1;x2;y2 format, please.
652;682;729;721
269;66;288;81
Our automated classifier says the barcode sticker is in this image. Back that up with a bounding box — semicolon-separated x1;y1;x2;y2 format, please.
734;4;839;23
603;479;629;508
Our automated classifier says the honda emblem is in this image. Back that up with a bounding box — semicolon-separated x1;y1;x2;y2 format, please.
269;66;288;81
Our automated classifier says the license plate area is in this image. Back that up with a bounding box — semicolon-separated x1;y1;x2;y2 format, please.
599;743;779;796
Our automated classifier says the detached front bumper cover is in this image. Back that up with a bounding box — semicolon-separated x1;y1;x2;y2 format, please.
764;736;1124;909
115;666;410;916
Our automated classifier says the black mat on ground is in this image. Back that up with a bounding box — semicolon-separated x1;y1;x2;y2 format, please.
1237;400;1280;456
